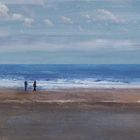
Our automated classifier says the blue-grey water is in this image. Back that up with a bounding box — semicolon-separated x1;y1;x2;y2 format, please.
0;64;140;89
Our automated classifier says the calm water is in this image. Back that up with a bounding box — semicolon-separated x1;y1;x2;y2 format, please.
0;64;140;89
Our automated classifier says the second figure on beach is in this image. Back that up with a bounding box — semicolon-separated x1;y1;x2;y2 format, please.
24;81;28;91
33;80;37;91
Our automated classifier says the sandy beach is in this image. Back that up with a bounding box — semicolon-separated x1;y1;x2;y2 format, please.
0;88;140;140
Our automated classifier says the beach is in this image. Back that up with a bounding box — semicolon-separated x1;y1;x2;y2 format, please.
0;0;139;138
0;88;140;140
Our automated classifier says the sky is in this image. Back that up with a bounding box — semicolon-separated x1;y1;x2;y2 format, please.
0;0;139;64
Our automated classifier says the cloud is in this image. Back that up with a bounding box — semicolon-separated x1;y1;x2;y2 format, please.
0;3;34;26
76;39;136;51
0;37;138;53
44;19;54;27
82;9;124;24
0;0;44;5
12;13;34;26
97;9;122;24
24;18;34;26
105;0;132;3
60;16;73;24
0;3;9;17
12;13;25;21
82;14;91;19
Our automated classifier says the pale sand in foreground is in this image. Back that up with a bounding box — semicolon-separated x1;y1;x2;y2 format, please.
0;88;140;140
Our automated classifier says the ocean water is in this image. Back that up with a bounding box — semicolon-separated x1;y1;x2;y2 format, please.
0;64;140;90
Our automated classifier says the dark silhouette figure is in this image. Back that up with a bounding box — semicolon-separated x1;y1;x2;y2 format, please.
33;81;37;91
24;81;28;91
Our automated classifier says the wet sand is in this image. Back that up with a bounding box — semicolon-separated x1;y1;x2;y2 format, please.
0;88;140;140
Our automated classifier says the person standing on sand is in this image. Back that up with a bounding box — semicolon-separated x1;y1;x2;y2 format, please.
33;80;37;91
24;81;28;91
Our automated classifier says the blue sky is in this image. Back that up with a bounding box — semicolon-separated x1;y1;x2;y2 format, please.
0;0;139;64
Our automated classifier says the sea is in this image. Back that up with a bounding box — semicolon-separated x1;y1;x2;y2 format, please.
0;64;140;90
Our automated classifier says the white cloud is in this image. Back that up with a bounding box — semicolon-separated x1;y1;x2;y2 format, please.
0;2;34;27
12;13;25;21
0;38;138;53
0;0;44;5
68;39;138;52
77;39;135;50
82;14;91;20
97;9;121;23
44;19;54;27
60;16;73;24
82;9;124;24
0;3;9;17
11;13;34;26
105;0;132;3
24;18;34;26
